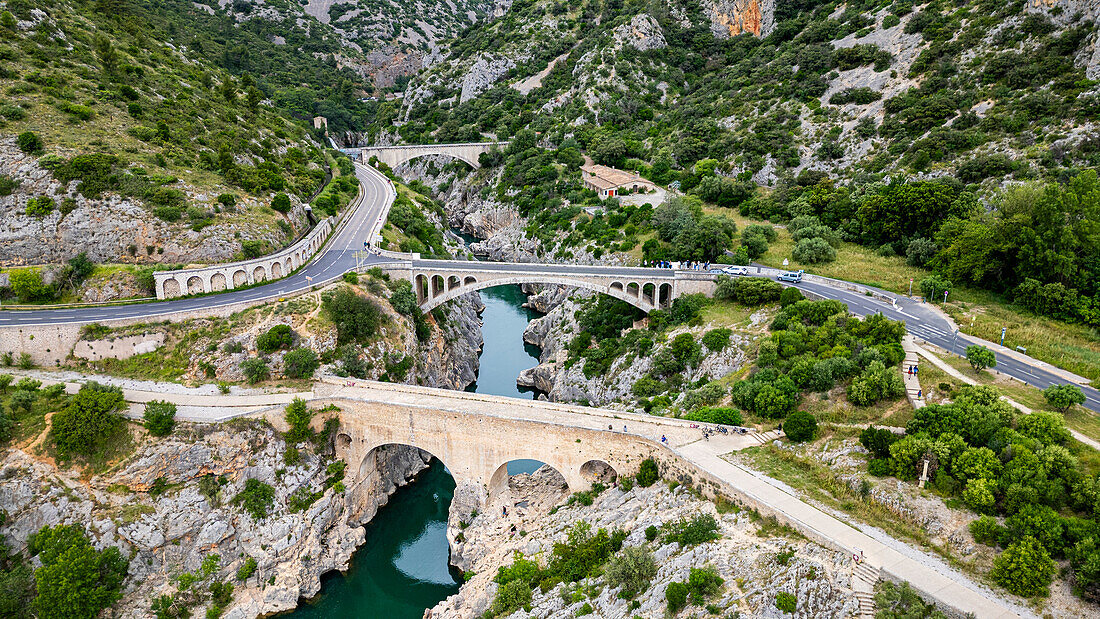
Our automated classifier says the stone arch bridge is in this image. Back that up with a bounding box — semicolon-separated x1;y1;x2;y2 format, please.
377;260;717;312
348;141;508;169
308;381;666;505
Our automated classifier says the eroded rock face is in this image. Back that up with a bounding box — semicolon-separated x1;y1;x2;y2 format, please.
0;423;431;619
460;54;517;103
432;467;861;619
705;0;775;38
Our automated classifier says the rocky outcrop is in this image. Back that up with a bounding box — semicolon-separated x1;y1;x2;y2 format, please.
0;422;431;619
432;465;862;618
705;0;775;38
0;138;309;267
460;54;517;103
611;14;668;51
418;293;484;389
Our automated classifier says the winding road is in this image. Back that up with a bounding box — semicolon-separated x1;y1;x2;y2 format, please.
2;163;1097;414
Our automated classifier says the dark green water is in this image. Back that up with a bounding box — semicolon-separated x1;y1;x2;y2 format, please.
287;283;543;617
465;284;544;399
286;460;461;618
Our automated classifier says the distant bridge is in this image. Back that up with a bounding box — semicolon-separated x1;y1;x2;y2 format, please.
345;141;508;169
378;259;718;312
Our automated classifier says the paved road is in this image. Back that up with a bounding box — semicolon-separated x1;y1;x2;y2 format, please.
3;164;1096;416
0;163;395;327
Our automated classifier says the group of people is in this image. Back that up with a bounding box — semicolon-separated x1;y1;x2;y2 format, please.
642;260;712;270
906;364;923;399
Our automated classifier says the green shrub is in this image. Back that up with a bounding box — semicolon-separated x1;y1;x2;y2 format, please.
16;131;42;154
50;382;125;456
775;591;796;613
779;286;804;307
635;458;659;487
283;348;319;379
9;268;52;303
990;536;1055;597
966;345;996;371
686;566;724;604
970;515;1004;546
142;400;177;437
701;328;731;351
685;406;742;426
604;545;657;597
1042;384;1085;413
665;581;689;613
792;237;837;263
783;410;817;442
715;276;782;305
283;397;313;443
663;514;720;546
492;580;532;616
645;525;658;542
236;557;257;581
324;288;384;344
232;479;275;520
868;458;892;476
240;357;270;384
256;324;293;352
28;525;128;619
25;196;55;218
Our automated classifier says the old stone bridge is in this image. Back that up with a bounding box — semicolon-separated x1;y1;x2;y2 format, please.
347;141;508;169
378;259;718;312
306;379;678;505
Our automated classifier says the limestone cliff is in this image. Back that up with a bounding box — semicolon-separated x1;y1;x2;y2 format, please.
0;422;430;619
432;467;863;618
705;0;775;38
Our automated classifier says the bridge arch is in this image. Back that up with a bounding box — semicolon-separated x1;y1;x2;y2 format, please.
418;275;668;313
395;151;480;170
488;459;569;504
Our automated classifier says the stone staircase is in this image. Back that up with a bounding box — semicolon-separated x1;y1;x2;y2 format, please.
851;561;880;618
901;336;925;410
750;429;783;445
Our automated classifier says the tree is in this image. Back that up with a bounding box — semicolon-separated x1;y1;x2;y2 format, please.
256;324;293;352
792;237;837;263
324;288;385;344
10;390;35;414
990;536;1056;597
906;238;937;267
142;400;177;437
9;268;52;303
636;458;659;487
240;357;270;384
16;131;42;154
283;348;319;380
783;411;817;442
779;287;805;307
271;193;291;214
283;397;313;442
28;525;128;619
1043;384;1085;413
966;345;996;371
0;374;11;392
1017;411;1071;445
50;383;125;455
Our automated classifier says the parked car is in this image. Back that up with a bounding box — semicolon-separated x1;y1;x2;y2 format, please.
722;266;750;276
777;270;804;283
709;268;725;274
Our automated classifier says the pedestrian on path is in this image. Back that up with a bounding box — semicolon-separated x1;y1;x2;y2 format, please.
661;435;667;444
917;389;922;399
623;425;627;433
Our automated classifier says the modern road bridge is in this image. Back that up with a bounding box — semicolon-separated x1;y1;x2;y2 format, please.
344;141;508;169
380;259;716;312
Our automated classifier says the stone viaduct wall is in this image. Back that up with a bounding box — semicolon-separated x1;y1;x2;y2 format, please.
378;261;717;312
153;217;334;300
353;142;508;169
322;396;655;499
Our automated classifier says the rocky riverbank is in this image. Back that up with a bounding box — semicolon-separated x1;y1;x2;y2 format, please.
430;465;865;618
0;419;432;619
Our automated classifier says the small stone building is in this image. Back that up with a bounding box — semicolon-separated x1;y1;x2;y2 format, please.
581;163;657;199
